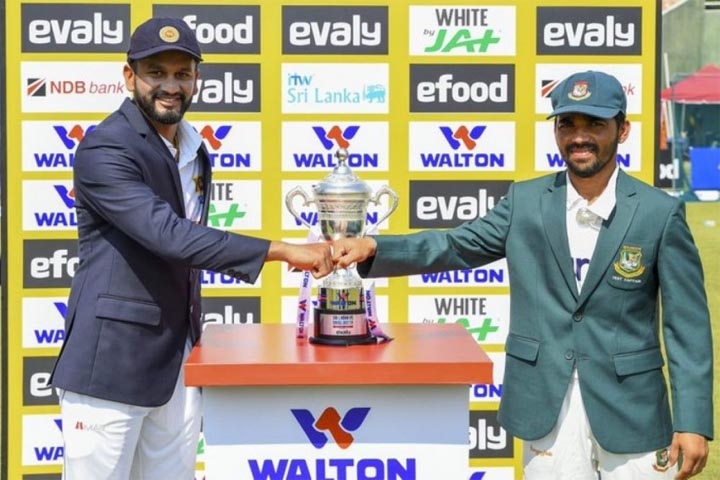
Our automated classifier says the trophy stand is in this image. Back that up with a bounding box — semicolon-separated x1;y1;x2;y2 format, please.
311;268;376;346
286;149;398;346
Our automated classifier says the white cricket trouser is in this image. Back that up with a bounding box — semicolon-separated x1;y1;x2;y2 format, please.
59;344;202;480
523;374;676;480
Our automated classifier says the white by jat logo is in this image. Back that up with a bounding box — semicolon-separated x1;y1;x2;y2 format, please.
417;74;508;103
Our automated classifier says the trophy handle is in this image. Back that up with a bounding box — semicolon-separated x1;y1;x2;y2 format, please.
285;186;315;231
365;185;399;235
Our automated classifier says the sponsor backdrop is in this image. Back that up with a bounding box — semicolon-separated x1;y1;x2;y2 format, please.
1;0;659;478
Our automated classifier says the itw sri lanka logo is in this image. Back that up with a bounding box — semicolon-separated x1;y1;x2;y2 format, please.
292;406;370;449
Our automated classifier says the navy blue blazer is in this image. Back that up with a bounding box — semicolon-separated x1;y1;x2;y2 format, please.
51;98;271;407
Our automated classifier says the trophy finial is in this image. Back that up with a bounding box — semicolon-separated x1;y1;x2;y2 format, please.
335;148;349;164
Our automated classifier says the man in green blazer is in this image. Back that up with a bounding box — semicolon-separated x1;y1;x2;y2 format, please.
333;71;713;480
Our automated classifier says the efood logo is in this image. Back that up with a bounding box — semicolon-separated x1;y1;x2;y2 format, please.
283;6;388;54
24;239;79;288
410;64;514;113
153;5;260;54
22;4;129;53
292;407;371;449
537;7;641;55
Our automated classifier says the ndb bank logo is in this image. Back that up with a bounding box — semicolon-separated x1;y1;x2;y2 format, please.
22;61;126;113
409;179;511;228
23;239;79;289
22;121;96;172
282;63;389;114
409;122;515;171
192;63;260;112
410;64;514;113
153;5;260;54
281;122;389;171
409;6;516;56
283;5;388;54
537;7;641;55
22;4;129;53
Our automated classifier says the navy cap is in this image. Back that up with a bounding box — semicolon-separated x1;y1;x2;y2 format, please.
127;17;202;62
547;71;626;119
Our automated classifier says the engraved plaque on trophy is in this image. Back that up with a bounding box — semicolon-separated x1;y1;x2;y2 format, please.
286;149;398;345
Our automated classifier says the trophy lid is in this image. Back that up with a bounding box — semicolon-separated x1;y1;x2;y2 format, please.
313;149;372;197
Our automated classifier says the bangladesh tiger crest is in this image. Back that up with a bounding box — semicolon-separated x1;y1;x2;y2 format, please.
613;245;645;278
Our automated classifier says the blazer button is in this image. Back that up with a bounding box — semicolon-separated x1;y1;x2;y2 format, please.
573;312;583;322
564;350;575;360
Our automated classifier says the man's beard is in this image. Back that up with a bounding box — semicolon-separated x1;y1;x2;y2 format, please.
564;138;619;179
135;87;192;125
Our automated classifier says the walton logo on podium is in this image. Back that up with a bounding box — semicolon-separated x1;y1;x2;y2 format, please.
291;407;370;449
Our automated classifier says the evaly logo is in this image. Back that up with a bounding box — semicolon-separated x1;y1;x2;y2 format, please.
410;64;514;113
537;7;641;55
469;410;514;459
152;5;260;54
283;6;388;54
292;407;370;449
201;297;261;328
193;63;260;112
409;180;512;228
22;4;130;53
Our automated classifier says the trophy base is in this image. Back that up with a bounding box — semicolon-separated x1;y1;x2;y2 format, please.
310;309;376;346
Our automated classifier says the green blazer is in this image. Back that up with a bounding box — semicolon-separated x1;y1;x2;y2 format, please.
358;170;713;453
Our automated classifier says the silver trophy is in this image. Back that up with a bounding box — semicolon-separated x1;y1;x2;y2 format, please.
286;149;398;345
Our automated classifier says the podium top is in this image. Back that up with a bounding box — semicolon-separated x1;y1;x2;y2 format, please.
185;323;493;387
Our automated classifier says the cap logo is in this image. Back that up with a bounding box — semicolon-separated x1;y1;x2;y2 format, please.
158;26;180;44
568;81;591;101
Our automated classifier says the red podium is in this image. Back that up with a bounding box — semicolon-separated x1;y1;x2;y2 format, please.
185;323;493;479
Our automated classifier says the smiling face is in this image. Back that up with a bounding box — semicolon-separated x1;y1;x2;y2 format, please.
554;112;630;179
123;50;199;133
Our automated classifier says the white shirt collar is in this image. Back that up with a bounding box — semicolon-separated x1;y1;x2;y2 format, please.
161;119;203;168
566;166;619;221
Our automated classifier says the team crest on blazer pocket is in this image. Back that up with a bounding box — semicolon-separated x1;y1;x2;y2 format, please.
652;447;670;472
613;245;645;279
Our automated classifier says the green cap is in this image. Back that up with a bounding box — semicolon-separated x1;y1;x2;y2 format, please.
547;70;626;119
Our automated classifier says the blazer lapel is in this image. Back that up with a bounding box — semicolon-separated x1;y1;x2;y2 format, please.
120;99;186;215
542;173;579;299
577;170;639;305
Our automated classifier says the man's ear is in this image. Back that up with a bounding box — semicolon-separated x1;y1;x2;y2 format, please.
618;119;631;144
123;64;135;94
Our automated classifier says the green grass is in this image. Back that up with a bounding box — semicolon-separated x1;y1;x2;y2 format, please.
686;202;720;479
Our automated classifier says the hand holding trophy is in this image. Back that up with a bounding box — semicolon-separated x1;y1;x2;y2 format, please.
286;148;398;345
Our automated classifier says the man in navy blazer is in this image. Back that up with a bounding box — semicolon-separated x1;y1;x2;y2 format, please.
50;17;333;480
333;71;713;479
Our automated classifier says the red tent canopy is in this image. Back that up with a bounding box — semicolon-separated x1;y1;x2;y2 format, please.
661;64;720;104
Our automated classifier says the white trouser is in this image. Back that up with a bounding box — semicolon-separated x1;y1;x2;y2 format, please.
59;345;202;480
523;374;676;480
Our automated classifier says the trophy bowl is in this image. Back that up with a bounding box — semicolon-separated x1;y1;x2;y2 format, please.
286;149;398;345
